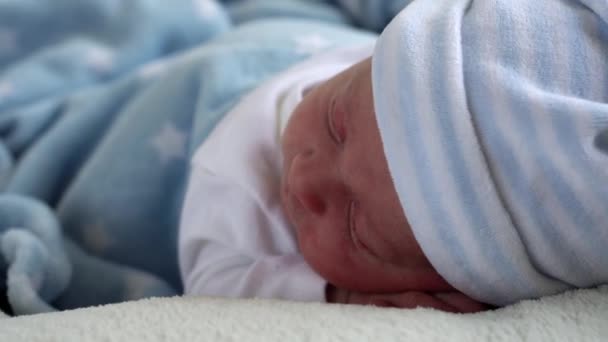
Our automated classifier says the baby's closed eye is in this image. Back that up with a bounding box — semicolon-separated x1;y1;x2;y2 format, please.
327;96;346;144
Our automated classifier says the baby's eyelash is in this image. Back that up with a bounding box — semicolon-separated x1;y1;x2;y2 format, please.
348;200;359;247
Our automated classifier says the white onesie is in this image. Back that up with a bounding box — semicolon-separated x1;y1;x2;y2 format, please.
179;44;374;301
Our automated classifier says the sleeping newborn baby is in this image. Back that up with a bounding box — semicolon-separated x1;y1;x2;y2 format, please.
180;0;608;311
280;57;483;311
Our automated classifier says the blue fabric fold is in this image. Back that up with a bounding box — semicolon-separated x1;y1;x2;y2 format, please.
0;0;376;315
372;0;608;305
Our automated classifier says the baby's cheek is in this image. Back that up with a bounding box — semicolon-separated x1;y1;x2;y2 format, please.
297;223;365;288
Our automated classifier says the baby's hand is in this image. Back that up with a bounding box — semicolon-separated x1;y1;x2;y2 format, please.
326;285;489;313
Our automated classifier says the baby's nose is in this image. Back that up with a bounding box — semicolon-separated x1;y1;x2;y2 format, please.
295;185;326;215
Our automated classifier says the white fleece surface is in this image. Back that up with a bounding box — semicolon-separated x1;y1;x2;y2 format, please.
0;286;607;342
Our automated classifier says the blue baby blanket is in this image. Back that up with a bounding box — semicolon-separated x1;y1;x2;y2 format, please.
0;0;379;315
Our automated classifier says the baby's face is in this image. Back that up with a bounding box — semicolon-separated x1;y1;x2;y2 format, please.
281;58;448;294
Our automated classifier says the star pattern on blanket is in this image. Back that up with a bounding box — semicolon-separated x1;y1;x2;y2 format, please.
0;27;18;55
294;34;333;55
86;46;115;75
83;220;113;253
150;123;187;164
0;81;14;100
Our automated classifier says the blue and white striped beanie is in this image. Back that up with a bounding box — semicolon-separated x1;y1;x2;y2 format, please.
372;0;608;306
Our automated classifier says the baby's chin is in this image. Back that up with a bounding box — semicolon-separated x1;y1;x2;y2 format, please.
296;222;451;293
294;225;383;292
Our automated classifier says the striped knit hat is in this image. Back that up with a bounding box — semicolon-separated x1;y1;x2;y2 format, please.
372;0;608;305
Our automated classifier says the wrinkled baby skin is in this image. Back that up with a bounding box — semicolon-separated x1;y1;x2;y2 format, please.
281;58;487;312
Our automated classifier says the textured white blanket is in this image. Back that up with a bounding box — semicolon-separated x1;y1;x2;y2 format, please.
0;286;607;341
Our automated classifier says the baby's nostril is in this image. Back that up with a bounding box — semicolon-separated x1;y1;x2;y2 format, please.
296;190;326;215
